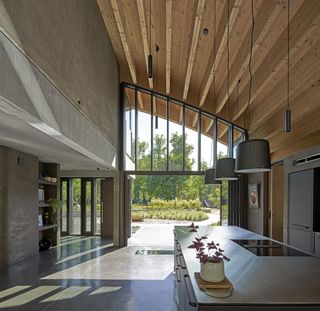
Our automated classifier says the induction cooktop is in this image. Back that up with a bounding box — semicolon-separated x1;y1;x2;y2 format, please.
231;239;311;257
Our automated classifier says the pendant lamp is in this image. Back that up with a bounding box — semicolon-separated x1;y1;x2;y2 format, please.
214;0;238;181
204;169;221;185
147;0;153;78
285;0;291;133
235;0;271;173
215;158;238;181
235;139;271;173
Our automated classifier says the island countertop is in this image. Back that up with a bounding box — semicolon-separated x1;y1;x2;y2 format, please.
174;226;320;308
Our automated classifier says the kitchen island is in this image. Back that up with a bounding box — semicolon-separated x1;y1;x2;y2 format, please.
174;226;320;310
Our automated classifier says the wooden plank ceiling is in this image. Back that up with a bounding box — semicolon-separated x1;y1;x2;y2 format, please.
97;0;320;161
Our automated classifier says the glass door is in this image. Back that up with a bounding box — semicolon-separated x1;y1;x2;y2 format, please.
94;179;101;235
71;178;81;235
82;178;94;235
60;177;101;236
61;179;69;235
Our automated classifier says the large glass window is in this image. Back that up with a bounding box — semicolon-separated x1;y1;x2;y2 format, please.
185;108;199;171
124;87;136;170
233;127;245;158
153;96;167;171
217;120;229;159
137;91;151;171
169;101;183;171
200;113;214;170
221;181;229;225
122;85;246;172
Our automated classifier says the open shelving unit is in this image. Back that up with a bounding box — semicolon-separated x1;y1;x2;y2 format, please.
38;162;60;249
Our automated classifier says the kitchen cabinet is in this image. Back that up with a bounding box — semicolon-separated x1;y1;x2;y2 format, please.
288;168;320;254
288;227;314;253
174;226;319;310
288;169;313;230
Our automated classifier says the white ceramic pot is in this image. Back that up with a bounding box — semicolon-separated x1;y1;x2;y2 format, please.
200;261;225;283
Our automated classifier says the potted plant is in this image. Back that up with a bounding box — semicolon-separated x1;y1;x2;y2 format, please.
49;198;61;225
188;223;230;282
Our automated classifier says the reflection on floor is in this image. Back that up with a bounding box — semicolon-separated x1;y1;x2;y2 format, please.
0;235;177;311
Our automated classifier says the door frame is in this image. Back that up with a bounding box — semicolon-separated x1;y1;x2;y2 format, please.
268;161;284;241
81;178;95;236
60;178;71;236
60;177;99;236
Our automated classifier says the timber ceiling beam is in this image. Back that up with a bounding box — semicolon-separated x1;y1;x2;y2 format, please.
205;119;214;133
199;0;242;108
232;0;319;123
251;60;320;141
110;0;144;109
166;0;172;94
215;0;281;114
183;0;206;101
110;0;137;84
248;38;320;138
137;0;153;89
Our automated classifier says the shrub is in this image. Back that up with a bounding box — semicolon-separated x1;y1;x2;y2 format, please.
134;199;202;210
132;214;144;222
131;209;208;221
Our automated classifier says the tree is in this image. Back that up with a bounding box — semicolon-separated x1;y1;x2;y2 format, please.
153;134;167;170
169;132;194;170
132;132;224;207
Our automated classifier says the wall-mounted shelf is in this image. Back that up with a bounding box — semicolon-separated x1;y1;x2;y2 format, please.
38;224;58;231
39;179;57;186
39;203;52;208
38;162;60;250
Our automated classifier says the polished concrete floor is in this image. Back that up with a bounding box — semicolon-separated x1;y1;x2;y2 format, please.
0;230;178;311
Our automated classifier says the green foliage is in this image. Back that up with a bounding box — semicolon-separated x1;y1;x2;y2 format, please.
132;132;229;225
133;199;202;210
132;209;208;221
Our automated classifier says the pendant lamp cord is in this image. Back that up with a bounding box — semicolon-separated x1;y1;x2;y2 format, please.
244;0;254;132
227;0;230;121
149;0;151;54
213;0;217;107
287;0;290;111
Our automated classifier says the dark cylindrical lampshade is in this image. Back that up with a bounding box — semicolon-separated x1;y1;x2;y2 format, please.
148;54;153;78
235;139;271;173
285;109;291;133
204;169;221;185
215;158;238;181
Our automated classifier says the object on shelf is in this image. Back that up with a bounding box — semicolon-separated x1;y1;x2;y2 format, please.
39;175;57;183
38;188;45;202
38;214;43;227
43;211;50;226
39;238;52;251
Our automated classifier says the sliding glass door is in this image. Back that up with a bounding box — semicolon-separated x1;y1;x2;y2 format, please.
61;178;101;236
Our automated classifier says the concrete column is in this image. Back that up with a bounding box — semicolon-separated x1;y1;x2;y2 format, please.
0;146;38;265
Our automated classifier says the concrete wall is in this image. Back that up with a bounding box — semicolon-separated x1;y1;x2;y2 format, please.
0;146;38;265
0;0;119;151
0;31;118;169
247;172;268;235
